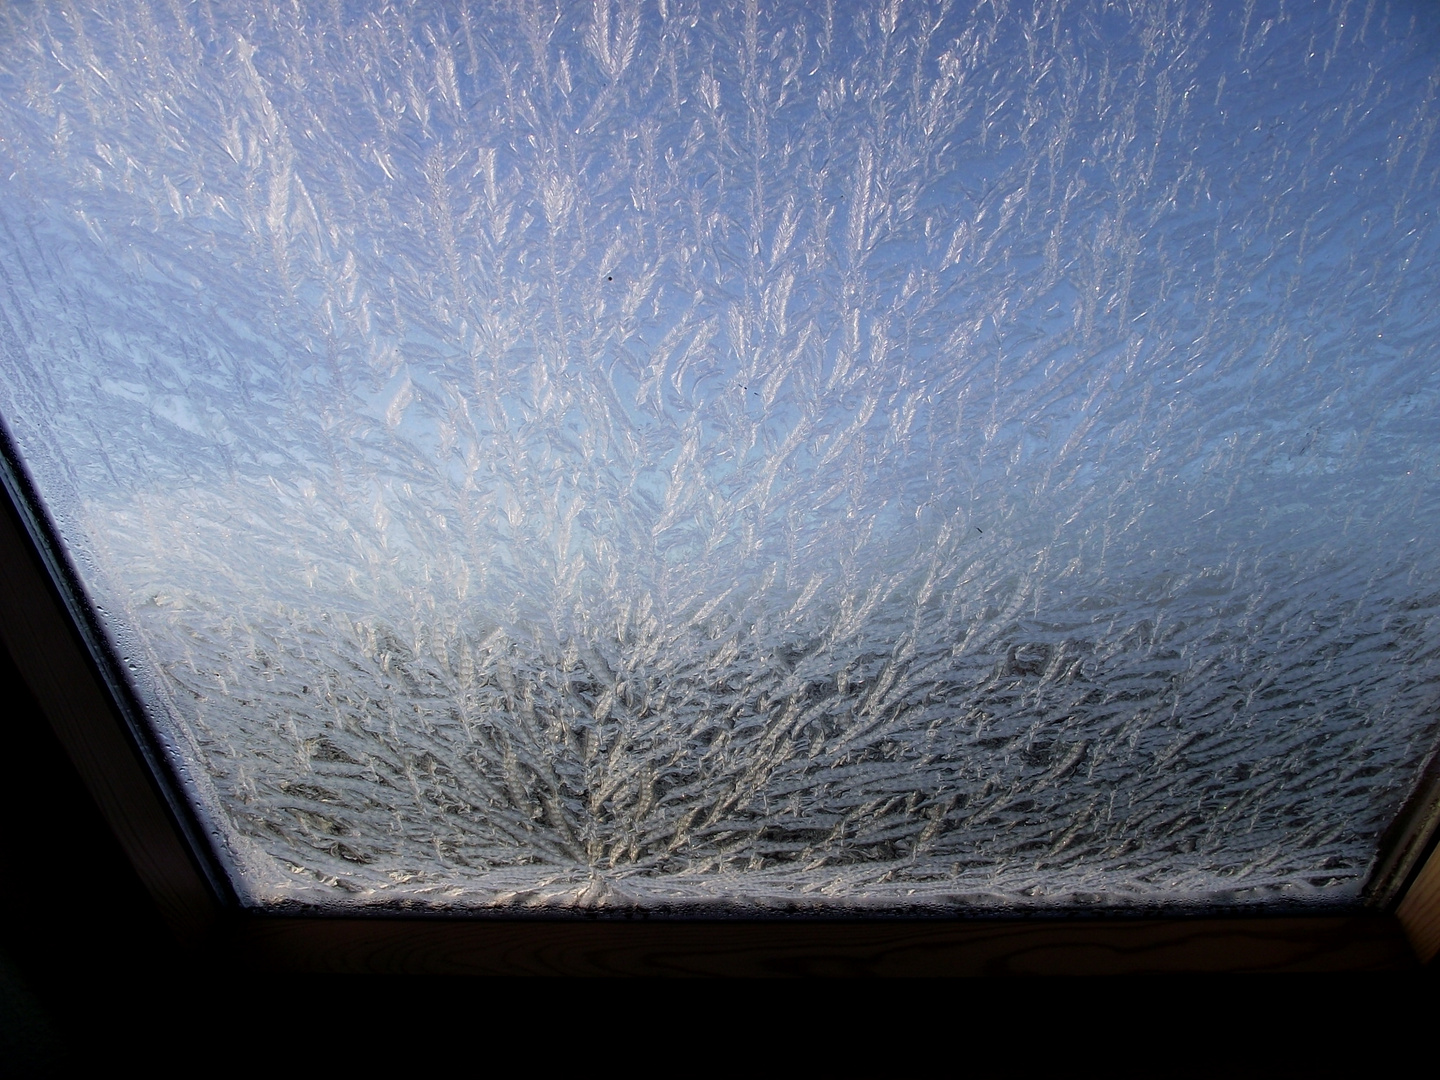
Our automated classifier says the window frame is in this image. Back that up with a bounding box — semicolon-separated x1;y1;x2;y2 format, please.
1;433;1435;975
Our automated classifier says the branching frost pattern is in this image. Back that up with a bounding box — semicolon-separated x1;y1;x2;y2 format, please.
1;0;1439;909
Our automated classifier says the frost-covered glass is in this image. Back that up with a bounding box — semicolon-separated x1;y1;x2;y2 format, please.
1;0;1439;913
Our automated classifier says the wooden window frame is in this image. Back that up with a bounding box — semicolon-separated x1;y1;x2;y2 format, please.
2;441;1436;977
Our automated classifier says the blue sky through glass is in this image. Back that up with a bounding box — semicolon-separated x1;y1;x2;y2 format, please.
1;0;1439;911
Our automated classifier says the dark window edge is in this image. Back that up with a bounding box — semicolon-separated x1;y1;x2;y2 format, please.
0;425;231;941
224;911;1415;976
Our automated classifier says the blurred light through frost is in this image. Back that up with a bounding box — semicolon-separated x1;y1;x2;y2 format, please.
1;0;1439;911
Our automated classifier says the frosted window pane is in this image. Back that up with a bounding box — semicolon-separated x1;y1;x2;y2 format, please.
2;0;1439;913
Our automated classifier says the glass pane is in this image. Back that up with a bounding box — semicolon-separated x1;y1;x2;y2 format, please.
2;0;1438;913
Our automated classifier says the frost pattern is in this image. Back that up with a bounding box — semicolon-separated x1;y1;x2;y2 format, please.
2;0;1440;912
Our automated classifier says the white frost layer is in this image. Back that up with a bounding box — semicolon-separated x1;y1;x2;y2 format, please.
1;0;1439;911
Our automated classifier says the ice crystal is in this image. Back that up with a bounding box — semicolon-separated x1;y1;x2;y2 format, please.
1;0;1439;911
